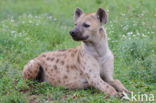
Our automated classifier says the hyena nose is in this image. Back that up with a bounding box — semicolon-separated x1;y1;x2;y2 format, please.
70;30;77;37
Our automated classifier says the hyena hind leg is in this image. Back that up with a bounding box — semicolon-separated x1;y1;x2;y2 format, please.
22;59;41;80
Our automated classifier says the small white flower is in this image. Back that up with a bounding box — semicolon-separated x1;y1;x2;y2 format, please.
29;20;32;23
142;33;146;37
137;32;140;36
106;9;109;12
48;16;52;19
127;32;133;36
133;23;137;26
35;16;38;18
11;30;16;34
151;32;154;34
142;22;145;25
121;13;125;16
54;18;57;21
11;19;14;22
36;23;39;26
122;35;126;38
28;14;32;18
108;38;111;40
22;21;25;24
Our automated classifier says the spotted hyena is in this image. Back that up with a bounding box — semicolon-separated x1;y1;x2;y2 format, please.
22;8;130;97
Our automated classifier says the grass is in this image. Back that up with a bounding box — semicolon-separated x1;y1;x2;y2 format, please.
0;0;156;102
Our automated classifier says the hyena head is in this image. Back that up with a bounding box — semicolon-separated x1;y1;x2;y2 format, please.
69;8;107;42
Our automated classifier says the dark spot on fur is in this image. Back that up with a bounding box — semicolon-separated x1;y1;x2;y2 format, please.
106;85;109;88
47;57;50;60
56;59;59;63
71;53;74;57
66;65;69;69
45;68;47;71
66;68;70;73
58;80;61;83
77;55;80;64
69;49;72;52
71;65;74;69
34;70;38;73
51;69;53;72
82;66;85;70
54;65;57;70
64;75;68;79
80;72;83;76
71;65;78;70
89;69;92;72
74;76;77;79
51;57;55;61
42;54;46;57
74;50;78;53
61;61;65;65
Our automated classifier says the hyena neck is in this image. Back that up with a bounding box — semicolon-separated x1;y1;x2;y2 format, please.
81;28;109;58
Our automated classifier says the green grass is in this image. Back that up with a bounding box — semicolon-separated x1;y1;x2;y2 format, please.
0;0;156;102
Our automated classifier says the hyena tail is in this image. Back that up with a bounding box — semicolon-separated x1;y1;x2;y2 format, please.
22;58;43;81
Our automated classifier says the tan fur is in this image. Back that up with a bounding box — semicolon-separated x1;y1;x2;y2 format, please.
22;8;129;97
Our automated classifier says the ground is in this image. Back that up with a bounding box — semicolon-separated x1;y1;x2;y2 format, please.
0;0;156;103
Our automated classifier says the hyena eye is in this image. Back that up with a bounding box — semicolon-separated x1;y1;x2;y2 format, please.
83;23;90;28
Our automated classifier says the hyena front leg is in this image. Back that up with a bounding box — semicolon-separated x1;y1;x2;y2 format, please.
101;57;130;93
107;80;130;93
22;58;41;80
83;57;120;97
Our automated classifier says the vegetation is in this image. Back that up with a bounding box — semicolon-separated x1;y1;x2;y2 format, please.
0;0;155;102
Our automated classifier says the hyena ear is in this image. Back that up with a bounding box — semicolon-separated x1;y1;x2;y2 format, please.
96;8;107;25
74;8;83;21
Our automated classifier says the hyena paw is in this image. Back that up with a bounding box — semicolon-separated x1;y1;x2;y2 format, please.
107;86;118;97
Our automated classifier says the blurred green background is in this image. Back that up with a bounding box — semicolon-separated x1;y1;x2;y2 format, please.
0;0;156;103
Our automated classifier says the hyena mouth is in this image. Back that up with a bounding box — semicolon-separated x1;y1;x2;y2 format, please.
72;35;89;41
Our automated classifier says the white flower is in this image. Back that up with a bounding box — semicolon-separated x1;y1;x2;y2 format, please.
122;35;126;38
11;30;16;34
133;23;137;26
35;16;38;18
28;14;32;18
19;33;22;37
11;19;14;22
137;32;140;36
108;38;111;40
29;20;32;23
121;13;125;16
48;16;52;19
127;32;133;36
54;18;57;21
142;22;145;25
142;33;146;37
22;21;25;24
